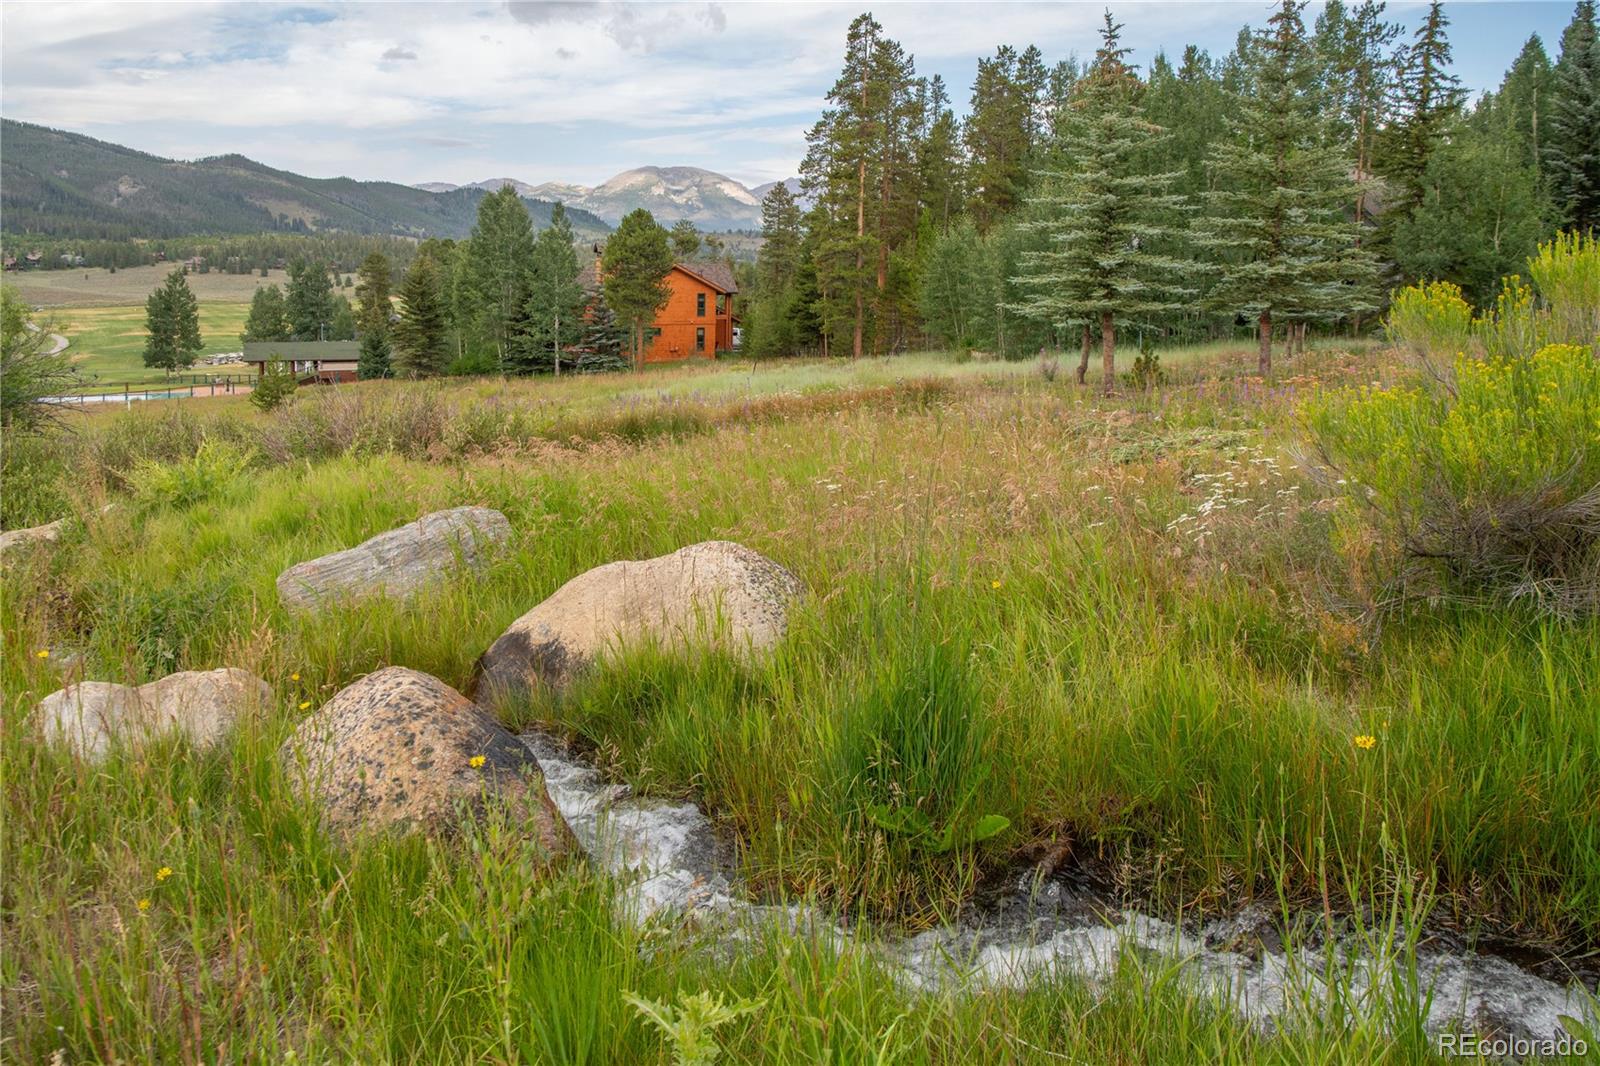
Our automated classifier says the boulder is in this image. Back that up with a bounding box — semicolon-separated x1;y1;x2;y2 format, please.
37;668;273;761
475;541;803;702
280;666;572;852
0;517;67;563
277;506;512;613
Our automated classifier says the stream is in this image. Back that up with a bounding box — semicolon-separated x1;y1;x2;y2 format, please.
522;733;1597;1049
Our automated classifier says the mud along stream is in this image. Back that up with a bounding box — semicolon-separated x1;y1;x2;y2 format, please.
522;733;1598;1047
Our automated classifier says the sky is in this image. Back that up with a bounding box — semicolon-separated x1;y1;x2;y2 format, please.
0;1;1578;191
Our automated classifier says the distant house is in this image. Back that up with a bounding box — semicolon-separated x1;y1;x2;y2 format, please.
240;340;359;383
581;253;739;362
3;257;16;272
23;251;42;269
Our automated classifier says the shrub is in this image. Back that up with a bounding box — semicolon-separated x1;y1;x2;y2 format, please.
1306;342;1600;615
1527;230;1600;347
125;438;257;511
1385;280;1473;359
250;359;297;412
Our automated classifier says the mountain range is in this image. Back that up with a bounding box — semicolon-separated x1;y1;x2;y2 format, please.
0;119;611;241
415;170;804;231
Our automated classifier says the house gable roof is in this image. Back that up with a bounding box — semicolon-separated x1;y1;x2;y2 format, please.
578;258;738;295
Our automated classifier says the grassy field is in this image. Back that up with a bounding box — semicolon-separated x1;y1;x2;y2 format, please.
49;303;254;388
3;347;1595;1062
9;265;294;308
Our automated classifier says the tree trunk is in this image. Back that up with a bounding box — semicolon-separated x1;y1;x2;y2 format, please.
554;311;561;377
1100;311;1116;394
1077;324;1091;385
1258;311;1272;377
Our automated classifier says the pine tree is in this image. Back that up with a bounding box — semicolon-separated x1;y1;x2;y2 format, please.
357;330;391;380
748;184;806;356
1382;0;1463;219
669;220;703;259
601;209;673;371
143;269;203;371
1312;0;1401;224
463;185;536;368
391;254;450;378
249;359;297;412
240;284;290;342
514;203;585;375
1196;0;1376;376
1545;0;1600;229
354;251;393;339
284;258;336;340
918;74;964;231
1012;13;1198;392
965;46;1038;231
329;296;357;341
1497;35;1556;179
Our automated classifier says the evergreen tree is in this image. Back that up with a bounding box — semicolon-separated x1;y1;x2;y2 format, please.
1312;0;1401;224
284;258;336;341
464;185;536;367
240;284;290;342
357;330;391;380
669;219;703;259
354;251;393;339
965;45;1040;231
143;269;203;371
1545;0;1600;229
572;289;631;373
391;254;450;378
601;209;674;371
1497;35;1557;179
514;203;585;375
329;296;357;341
1012;13;1197;392
1382;0;1463;219
1196;0;1376;376
249;359;297;412
919;74;964;230
747;183;807;356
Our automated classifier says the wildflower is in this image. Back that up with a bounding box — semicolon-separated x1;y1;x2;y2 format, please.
291;673;301;682
469;754;487;769
298;701;311;710
36;649;49;659
1354;734;1377;750
137;898;151;912
155;866;173;882
991;580;1003;590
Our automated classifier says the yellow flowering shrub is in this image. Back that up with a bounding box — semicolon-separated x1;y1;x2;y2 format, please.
1385;280;1473;358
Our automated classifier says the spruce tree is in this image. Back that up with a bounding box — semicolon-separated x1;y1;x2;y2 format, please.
357;330;391;380
391;255;450;378
240;284;290;342
573;290;631;373
284;258;336;340
1545;0;1600;229
143;269;203;371
1196;0;1376;376
514;203;585;375
601;208;673;371
1012;13;1197;392
354;251;393;339
1382;0;1463;219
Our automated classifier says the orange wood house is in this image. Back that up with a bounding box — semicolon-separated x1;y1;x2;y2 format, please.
582;255;739;362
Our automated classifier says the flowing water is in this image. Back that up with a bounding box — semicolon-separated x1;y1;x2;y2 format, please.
523;732;1597;1048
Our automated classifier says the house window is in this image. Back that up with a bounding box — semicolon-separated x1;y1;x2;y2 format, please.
696;292;706;317
695;327;706;352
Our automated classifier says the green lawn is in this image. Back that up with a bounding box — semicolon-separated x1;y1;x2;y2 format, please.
51;302;252;389
3;347;1594;1062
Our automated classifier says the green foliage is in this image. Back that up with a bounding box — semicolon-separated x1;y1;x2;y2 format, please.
392;254;451;378
1;284;76;433
1384;279;1473;357
142;269;203;371
511;203;585;375
357;330;391;380
463;185;536;365
919;218;1000;350
284;258;336;340
249;359;297;412
1306;341;1600;613
602;209;674;369
625;989;764;1066
354;251;393;339
240;284;291;342
124;437;257;511
1544;0;1600;230
1528;229;1600;344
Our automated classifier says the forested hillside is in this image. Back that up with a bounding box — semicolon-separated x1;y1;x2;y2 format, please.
0;119;610;241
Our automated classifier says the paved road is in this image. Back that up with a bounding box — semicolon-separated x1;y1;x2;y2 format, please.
24;322;70;355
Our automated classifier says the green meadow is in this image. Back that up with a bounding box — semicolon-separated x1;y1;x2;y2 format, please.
3;346;1596;1062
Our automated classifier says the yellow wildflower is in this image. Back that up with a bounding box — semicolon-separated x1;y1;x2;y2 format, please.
35;649;48;659
1354;734;1377;750
156;866;173;882
299;701;311;710
137;898;151;912
291;672;301;682
469;755;487;769
991;580;1003;590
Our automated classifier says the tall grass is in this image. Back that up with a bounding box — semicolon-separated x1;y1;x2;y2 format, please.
4;347;1596;1060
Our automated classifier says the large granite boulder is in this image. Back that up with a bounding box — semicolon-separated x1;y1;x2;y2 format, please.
37;668;273;761
277;506;512;613
475;541;803;703
280;666;572;852
0;517;68;563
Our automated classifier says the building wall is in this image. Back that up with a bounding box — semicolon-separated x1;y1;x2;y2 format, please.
642;267;733;363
